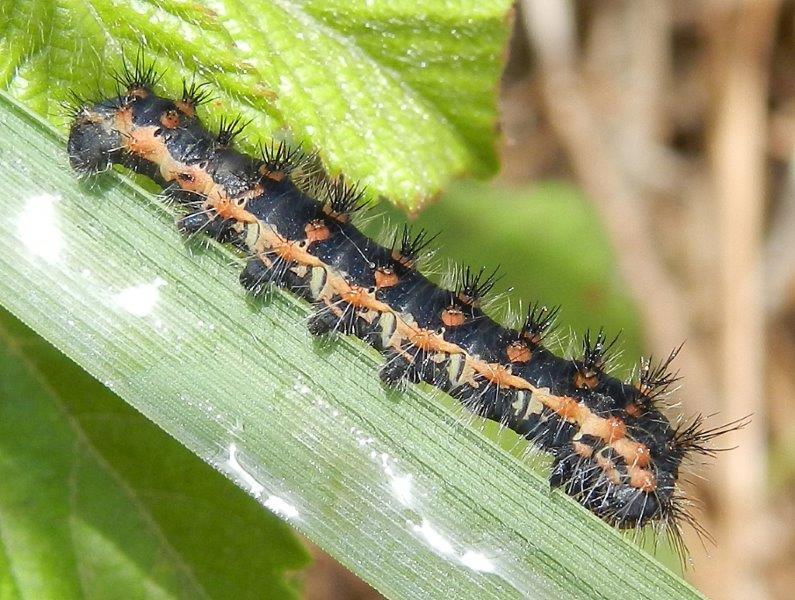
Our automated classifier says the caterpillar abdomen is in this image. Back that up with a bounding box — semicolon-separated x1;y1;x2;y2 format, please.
66;60;744;556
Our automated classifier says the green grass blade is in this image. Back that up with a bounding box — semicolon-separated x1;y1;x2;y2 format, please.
0;91;703;599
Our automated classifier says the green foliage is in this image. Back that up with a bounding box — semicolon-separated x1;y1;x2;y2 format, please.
0;308;309;599
0;0;512;210
0;86;702;600
0;309;308;598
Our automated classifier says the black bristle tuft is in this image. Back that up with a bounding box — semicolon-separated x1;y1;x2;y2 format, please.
672;414;751;459
580;328;620;372
260;140;306;175
660;492;713;569
392;225;438;266
216;115;250;146
573;328;620;389
521;302;560;348
324;176;367;220
112;50;163;93
456;265;501;306
181;78;213;108
634;344;683;406
60;90;88;120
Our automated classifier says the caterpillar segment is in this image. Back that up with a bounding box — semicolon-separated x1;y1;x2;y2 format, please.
67;70;745;555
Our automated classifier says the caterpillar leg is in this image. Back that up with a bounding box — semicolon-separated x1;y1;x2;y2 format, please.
178;210;238;244
240;256;293;295
379;344;447;387
306;303;341;336
379;350;416;386
162;184;202;207
549;450;579;489
306;298;364;337
452;382;514;424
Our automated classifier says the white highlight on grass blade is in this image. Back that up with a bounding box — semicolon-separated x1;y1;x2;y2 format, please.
460;551;496;573
414;520;455;555
225;443;301;520
378;452;413;507
412;519;499;576
389;471;414;507
295;382;501;578
226;442;265;498
264;495;300;520
17;193;64;264
115;277;165;317
351;423;415;508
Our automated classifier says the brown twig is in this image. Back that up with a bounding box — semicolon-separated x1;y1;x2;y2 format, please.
765;156;795;316
704;1;779;598
521;1;775;595
519;0;713;411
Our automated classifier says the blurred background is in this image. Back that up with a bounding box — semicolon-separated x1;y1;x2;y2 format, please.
307;1;792;598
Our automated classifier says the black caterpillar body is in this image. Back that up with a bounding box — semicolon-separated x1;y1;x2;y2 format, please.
66;61;742;556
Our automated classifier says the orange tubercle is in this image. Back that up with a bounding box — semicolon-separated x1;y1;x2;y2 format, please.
506;341;532;363
374;267;399;289
160;109;181;129
441;307;466;328
628;466;657;493
305;220;331;244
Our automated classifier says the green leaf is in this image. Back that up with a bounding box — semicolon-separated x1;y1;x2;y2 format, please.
0;0;512;210
0;86;703;598
0;310;309;599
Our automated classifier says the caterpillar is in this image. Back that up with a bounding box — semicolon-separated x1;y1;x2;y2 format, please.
65;56;744;559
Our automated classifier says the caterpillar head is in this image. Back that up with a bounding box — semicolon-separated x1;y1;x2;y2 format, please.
551;409;748;559
550;432;675;529
67;101;125;174
67;87;204;183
